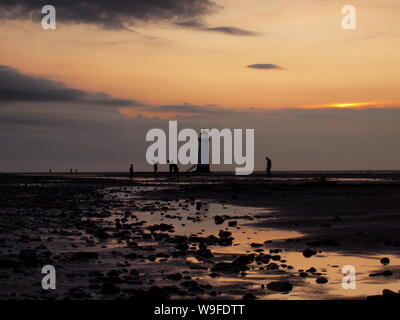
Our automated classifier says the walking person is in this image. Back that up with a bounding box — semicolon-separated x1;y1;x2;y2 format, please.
173;163;179;181
153;162;159;181
266;157;272;177
167;160;173;180
129;163;134;181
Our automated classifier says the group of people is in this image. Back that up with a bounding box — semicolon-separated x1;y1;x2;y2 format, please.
129;161;180;181
129;156;272;181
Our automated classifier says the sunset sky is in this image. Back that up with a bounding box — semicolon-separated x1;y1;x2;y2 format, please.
1;0;400;171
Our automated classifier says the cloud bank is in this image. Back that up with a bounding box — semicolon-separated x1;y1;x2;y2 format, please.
0;0;216;29
0;65;142;107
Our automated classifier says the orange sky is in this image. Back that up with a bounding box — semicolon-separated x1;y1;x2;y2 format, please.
1;0;400;115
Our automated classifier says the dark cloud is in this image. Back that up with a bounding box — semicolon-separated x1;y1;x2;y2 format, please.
0;65;142;107
246;64;285;70
0;0;218;29
175;21;257;36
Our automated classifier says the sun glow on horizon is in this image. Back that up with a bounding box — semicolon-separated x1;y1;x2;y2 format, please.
303;101;395;109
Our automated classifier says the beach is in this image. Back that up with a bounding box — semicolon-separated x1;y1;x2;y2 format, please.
1;172;400;300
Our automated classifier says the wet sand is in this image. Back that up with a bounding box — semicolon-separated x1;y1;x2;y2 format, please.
1;172;400;300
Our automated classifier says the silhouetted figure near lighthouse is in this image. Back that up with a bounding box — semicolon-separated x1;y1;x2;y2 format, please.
129;164;134;181
153;162;159;181
167;160;173;180
266;157;272;177
173;164;179;181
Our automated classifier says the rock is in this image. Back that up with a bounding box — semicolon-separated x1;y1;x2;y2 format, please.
306;267;317;273
218;231;232;238
88;271;103;277
382;270;393;277
242;293;256;300
265;263;279;270
218;237;233;246
302;248;317;258
18;249;37;267
228;221;237;227
383;289;400;297
233;254;255;266
70;251;99;261
367;289;400;300
147;223;174;232
106;270;120;277
129;269;139;276
250;243;263;248
147;286;170;299
255;254;271;264
214;216;224;225
195;249;214;259
316;277;328;284
271;255;281;261
68;287;90;299
211;262;240;274
167;273;183;281
101;282;120;295
266;281;293;292
306;239;340;247
370;270;393;277
380;257;390;265
175;243;189;251
0;260;21;269
94;229;109;239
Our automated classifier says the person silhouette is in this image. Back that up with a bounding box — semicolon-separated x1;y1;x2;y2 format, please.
173;163;179;180
266;157;272;177
129;163;134;181
167;160;173;180
153;162;158;181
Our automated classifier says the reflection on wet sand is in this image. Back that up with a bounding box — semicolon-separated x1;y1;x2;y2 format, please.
0;173;399;300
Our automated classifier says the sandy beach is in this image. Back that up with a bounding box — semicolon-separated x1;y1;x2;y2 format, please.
0;172;399;300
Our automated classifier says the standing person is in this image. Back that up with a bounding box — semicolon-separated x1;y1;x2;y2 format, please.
167;160;173;180
129;163;134;181
173;164;179;181
266;157;272;177
153;162;158;181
